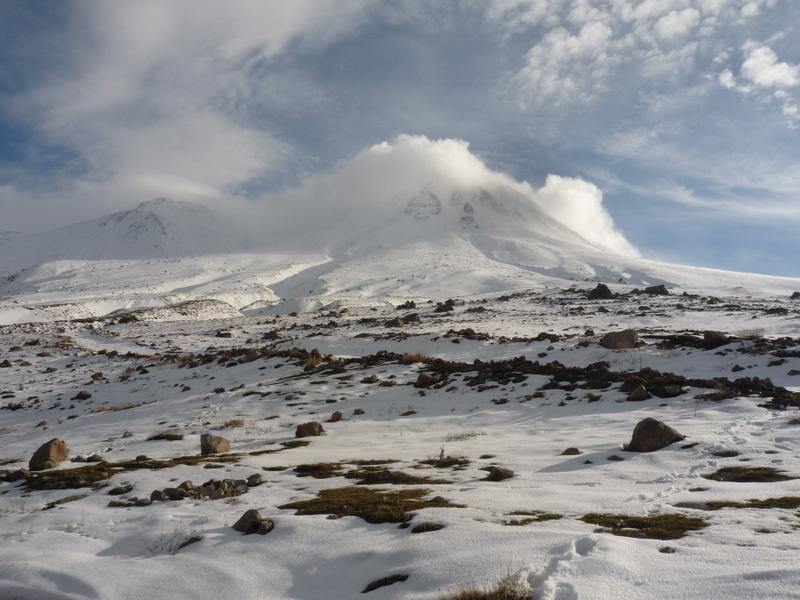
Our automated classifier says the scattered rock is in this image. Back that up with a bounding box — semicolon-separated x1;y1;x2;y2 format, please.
73;391;92;400
561;447;581;455
200;433;231;455
328;411;343;423
353;408;365;415
483;466;514;481
626;418;685;452
232;509;274;535
626;385;652;402
295;422;324;438
620;376;646;393
644;284;669;295
246;473;263;487
29;439;69;471
413;373;439;388
588;283;614;300
600;329;638;350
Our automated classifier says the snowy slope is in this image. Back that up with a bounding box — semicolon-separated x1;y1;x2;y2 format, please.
2;165;799;325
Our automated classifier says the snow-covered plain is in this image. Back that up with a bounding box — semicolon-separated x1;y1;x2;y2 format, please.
1;286;800;600
2;148;800;598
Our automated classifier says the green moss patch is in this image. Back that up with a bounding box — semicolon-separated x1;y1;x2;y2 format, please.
703;466;796;482
501;511;562;526
278;486;462;524
683;496;800;510
581;513;707;539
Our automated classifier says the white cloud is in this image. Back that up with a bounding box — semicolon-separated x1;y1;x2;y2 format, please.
654;8;701;42
740;42;800;88
261;134;637;256
487;0;780;106
8;0;375;209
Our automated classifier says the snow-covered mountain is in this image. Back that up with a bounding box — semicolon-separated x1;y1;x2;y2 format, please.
0;197;252;271
2;136;799;325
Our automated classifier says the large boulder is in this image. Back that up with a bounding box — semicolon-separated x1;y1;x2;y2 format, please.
232;509;274;535
295;422;324;438
200;433;230;455
29;439;69;471
600;329;638;350
588;283;614;300
626;418;685;452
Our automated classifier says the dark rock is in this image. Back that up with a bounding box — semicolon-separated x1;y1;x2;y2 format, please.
588;283;613;300
626;418;685;452
600;329;638;349
29;439;69;471
246;473;263;487
413;373;440;388
483;466;514;481
627;385;652;402
328;411;343;423
108;484;134;495
353;408;365;415
620;376;646;393
73;391;92;400
295;421;324;438
232;509;274;535
644;284;669;296
561;447;581;455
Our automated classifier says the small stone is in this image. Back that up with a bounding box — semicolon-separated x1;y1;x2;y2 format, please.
232;509;274;535
73;391;92;400
626;385;651;402
483;466;514;481
246;473;263;487
295;422;324;438
328;411;343;423
353;408;365;415
561;447;581;455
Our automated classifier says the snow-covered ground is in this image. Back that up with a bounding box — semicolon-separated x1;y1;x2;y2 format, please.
1;288;800;599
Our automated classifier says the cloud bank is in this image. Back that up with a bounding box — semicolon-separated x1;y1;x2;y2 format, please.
260;134;637;256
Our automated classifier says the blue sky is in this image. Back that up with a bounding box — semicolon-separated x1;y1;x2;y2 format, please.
1;1;799;275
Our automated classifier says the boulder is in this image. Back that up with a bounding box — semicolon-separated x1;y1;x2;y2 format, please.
791;291;800;300
620;376;646;393
588;283;613;300
600;329;638;350
413;373;439;388
626;418;685;452
200;433;230;455
644;284;669;296
246;473;263;487
561;447;581;455
327;411;343;423
626;385;652;402
483;466;514;481
29;438;69;471
295;421;324;438
703;331;729;350
232;509;274;535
